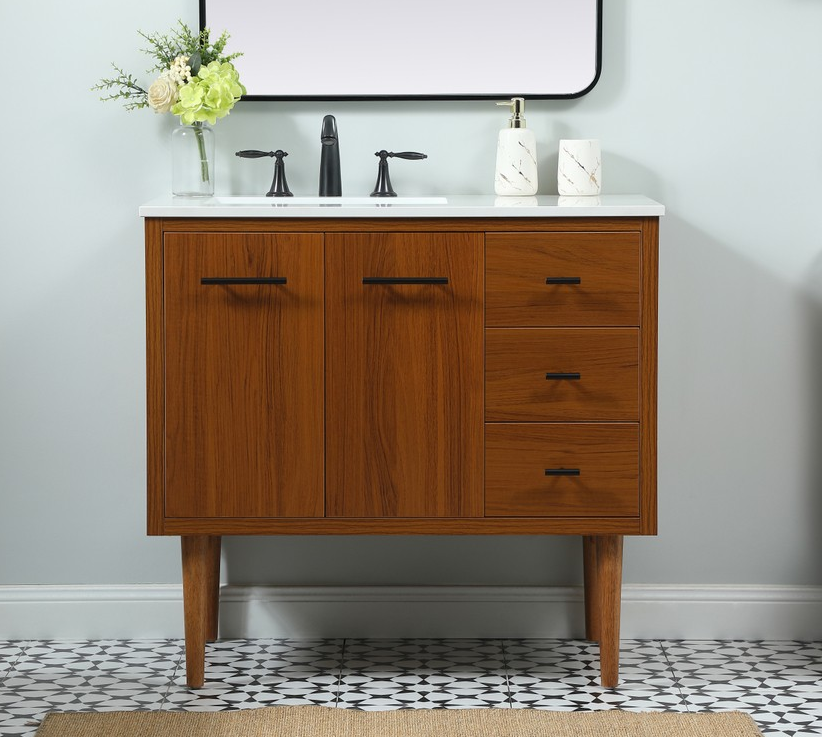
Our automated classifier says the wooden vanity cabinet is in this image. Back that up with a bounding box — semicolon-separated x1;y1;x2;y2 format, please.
144;216;659;690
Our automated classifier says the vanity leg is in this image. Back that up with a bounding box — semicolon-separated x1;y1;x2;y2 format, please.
596;535;623;688
181;535;212;688
582;536;600;641
205;536;221;642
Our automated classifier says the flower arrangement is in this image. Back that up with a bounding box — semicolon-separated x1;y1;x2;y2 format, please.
93;20;246;123
93;21;245;193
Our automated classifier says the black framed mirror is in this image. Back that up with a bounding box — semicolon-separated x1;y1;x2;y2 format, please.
200;0;601;101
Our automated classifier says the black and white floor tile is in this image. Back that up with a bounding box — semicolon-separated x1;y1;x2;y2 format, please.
663;641;822;735
338;639;509;709
0;639;820;736
506;639;686;712
0;640;180;735
163;639;343;710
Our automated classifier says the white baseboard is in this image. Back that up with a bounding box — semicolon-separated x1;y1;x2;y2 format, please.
1;584;820;641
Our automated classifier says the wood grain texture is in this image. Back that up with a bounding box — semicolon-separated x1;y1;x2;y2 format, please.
486;328;639;421
325;232;484;518
163;233;324;518
181;535;211;688
596;535;623;687
145;219;165;535
485;424;639;517
144;217;658;537
486;232;641;327
639;218;659;535
161;516;642;535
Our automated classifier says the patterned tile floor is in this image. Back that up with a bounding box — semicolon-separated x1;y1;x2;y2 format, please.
0;639;820;736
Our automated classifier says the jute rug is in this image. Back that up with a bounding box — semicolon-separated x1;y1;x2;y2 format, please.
35;705;762;737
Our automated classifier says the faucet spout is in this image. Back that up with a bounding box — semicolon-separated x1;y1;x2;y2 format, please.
319;115;342;196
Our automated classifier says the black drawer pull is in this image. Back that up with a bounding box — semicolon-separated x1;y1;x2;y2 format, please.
545;372;581;380
363;277;449;285
545;277;581;285
544;468;581;476
201;277;287;285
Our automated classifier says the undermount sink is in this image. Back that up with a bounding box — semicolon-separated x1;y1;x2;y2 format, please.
210;196;448;206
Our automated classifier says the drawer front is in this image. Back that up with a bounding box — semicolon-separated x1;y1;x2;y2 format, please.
486;328;639;421
485;424;639;517
486;232;640;326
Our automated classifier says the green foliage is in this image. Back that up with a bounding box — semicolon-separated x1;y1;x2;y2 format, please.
90;65;148;110
92;20;243;112
187;52;202;78
136;20;242;74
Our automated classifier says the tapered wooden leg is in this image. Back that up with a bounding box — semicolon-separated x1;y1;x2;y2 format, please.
596;535;623;688
204;536;221;642
582;536;600;642
181;535;212;688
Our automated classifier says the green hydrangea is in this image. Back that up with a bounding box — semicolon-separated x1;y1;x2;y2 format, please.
172;61;246;125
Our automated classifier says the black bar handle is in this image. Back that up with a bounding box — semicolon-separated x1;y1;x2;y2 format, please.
201;277;287;285
362;277;449;285
545;277;582;285
545;372;581;380
544;468;581;476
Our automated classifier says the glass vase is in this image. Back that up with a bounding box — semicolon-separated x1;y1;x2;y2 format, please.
172;122;215;197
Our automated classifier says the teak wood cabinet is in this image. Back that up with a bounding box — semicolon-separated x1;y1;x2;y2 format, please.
144;215;659;689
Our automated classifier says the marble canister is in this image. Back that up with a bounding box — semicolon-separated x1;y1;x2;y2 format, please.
557;139;601;196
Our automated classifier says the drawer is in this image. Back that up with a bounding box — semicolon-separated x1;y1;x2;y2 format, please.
486;328;639;421
486;232;640;326
485;424;639;517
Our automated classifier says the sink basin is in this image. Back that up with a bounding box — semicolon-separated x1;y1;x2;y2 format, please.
211;196;448;206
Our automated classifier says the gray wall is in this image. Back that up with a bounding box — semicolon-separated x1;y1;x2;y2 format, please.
2;0;821;589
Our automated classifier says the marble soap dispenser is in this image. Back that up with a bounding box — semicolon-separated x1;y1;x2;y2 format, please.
494;97;538;196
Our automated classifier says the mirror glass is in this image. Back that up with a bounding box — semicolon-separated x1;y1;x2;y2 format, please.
201;0;601;100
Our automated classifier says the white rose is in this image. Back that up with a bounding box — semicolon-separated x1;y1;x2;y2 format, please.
147;74;179;113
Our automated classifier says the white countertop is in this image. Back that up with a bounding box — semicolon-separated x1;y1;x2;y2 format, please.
139;194;664;218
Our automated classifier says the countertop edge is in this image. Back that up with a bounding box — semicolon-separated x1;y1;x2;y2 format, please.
138;195;665;219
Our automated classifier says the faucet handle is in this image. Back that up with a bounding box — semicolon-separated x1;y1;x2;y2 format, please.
236;149;277;158
236;149;293;197
371;150;428;197
388;151;428;161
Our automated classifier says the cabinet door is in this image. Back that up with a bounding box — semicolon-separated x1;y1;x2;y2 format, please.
326;233;483;518
164;233;324;518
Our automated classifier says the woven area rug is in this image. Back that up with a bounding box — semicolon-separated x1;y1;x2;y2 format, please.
36;706;762;737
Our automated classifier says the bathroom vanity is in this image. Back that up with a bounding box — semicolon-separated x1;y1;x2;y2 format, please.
140;194;663;689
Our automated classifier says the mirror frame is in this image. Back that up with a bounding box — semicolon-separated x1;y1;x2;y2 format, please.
200;0;602;101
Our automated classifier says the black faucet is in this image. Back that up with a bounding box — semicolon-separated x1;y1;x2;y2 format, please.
319;115;341;196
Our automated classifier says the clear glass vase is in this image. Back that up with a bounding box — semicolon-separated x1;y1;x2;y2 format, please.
172;122;215;197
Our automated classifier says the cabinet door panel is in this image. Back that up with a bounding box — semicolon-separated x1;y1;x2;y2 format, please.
326;233;483;518
164;233;324;518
